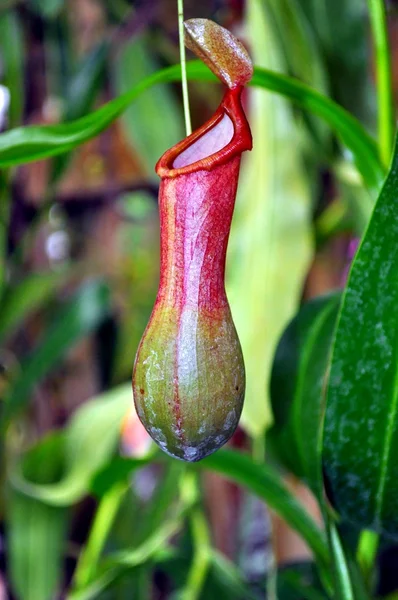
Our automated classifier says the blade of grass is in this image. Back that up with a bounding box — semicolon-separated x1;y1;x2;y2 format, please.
68;471;198;600
180;506;211;600
8;488;68;600
73;482;128;590
327;522;355;600
367;0;394;166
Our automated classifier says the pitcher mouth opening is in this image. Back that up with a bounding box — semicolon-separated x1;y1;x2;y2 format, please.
173;113;234;169
155;86;252;179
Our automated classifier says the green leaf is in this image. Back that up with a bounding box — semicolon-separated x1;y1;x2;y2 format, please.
68;472;197;600
249;67;382;195
0;10;24;127
80;460;182;594
0;62;383;194
367;0;394;168
76;446;330;579
72;482;128;591
0;271;64;342
113;35;184;178
198;449;329;569
326;523;355;600
270;294;340;497
7;434;68;599
1;279;110;428
323;134;398;537
10;383;131;505
7;487;68;600
227;0;313;437
7;385;139;600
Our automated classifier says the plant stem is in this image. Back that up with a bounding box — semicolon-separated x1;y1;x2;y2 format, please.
326;520;354;600
177;0;192;136
367;0;394;167
182;505;211;600
72;482;127;591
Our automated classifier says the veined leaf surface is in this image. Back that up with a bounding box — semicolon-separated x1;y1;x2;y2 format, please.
270;294;340;497
323;135;398;537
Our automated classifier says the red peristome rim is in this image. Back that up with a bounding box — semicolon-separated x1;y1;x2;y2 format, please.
155;86;252;179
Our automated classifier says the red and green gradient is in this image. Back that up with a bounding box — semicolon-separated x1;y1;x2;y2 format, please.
132;20;252;461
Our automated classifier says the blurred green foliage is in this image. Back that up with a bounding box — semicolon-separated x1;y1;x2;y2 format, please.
0;0;396;599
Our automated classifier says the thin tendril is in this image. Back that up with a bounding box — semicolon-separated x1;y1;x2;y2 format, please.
177;0;192;136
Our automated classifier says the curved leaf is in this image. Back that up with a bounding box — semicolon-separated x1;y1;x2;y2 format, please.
198;449;329;568
7;487;68;600
10;384;132;505
68;471;197;600
64;444;330;570
7;434;68;600
270;293;340;496
0;62;383;193
323;134;398;537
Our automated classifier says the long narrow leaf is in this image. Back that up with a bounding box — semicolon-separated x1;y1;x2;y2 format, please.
0;62;383;193
198;449;329;568
270;294;340;497
323;134;398;537
68;472;196;600
8;489;68;600
7;434;68;600
10;384;132;505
